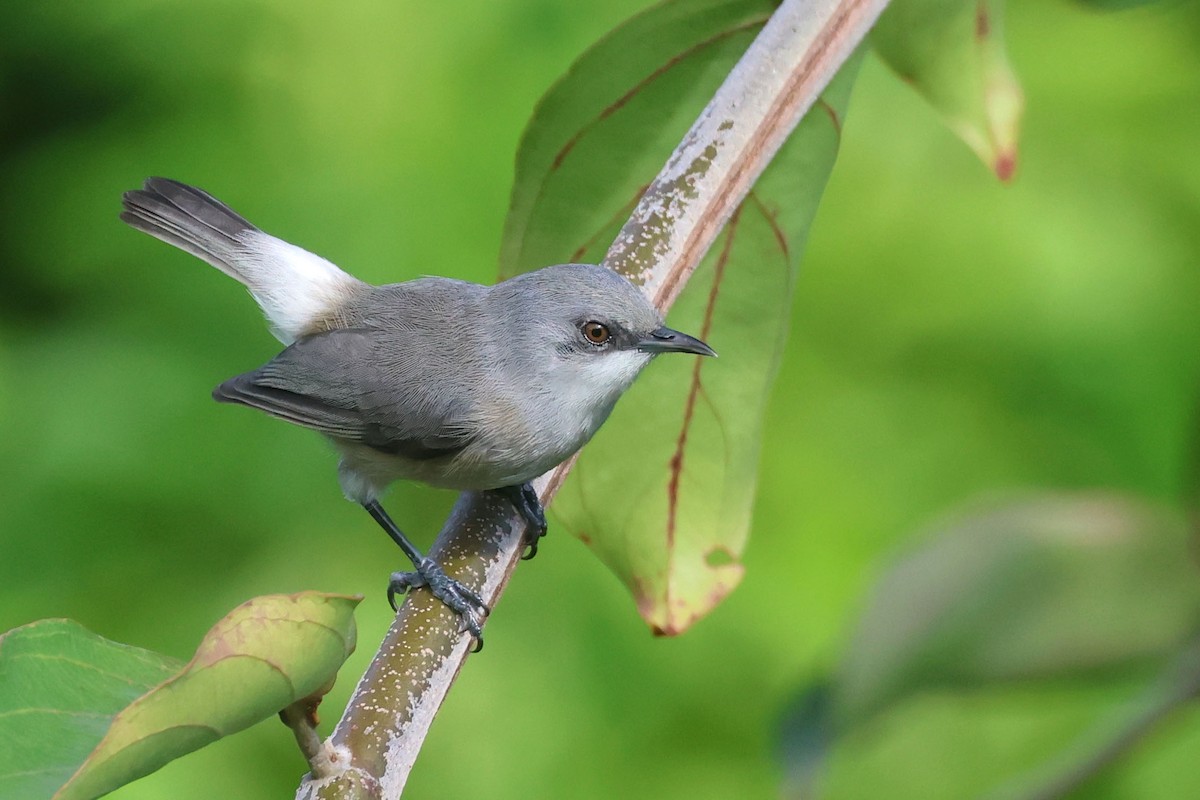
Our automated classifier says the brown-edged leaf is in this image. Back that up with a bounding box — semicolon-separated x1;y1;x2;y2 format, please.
873;0;1024;180
499;0;860;633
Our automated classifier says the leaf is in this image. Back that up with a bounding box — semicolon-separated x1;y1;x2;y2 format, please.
498;0;859;634
0;621;180;800
500;0;781;273
0;592;360;800
834;493;1200;726
873;0;1024;180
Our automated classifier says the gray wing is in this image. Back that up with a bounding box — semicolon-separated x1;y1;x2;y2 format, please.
213;328;476;460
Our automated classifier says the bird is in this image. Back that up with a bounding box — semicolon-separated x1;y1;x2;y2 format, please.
120;177;715;647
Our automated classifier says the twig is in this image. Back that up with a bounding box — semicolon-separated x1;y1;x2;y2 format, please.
295;0;888;797
280;697;339;780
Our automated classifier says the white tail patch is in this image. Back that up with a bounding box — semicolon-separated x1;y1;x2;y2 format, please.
233;231;364;344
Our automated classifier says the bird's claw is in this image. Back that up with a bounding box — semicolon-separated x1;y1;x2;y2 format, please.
506;483;547;560
387;558;489;651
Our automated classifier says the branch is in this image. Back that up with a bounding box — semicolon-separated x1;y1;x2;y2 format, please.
988;639;1200;800
296;1;887;796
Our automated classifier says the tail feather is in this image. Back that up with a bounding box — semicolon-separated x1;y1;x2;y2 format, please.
121;177;257;284
121;177;364;344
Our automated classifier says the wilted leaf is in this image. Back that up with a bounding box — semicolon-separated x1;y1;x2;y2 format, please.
0;592;359;800
499;0;859;634
836;493;1200;725
873;0;1023;180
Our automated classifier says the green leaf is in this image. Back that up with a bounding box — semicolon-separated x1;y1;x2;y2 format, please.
873;0;1023;180
0;592;360;800
500;0;781;273
835;493;1200;726
0;621;180;800
499;0;859;634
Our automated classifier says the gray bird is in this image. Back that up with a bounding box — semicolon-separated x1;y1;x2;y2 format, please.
120;177;715;646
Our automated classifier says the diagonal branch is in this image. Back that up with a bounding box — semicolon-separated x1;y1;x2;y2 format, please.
988;639;1200;800
296;1;888;797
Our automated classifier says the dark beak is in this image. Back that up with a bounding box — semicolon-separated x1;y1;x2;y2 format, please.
637;326;717;357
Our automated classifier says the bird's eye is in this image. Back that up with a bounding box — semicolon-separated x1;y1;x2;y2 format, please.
581;321;611;345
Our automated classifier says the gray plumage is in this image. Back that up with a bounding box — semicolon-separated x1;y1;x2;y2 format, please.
121;177;714;505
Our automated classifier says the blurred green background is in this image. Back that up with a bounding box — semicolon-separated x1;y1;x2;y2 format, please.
2;1;1199;798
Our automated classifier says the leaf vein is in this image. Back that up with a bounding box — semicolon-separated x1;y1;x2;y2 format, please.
664;204;741;604
6;652;162;687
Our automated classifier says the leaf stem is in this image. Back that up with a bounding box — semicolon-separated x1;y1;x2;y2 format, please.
281;700;338;780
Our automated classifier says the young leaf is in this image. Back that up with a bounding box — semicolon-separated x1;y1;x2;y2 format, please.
0;592;359;800
834;493;1200;726
499;0;860;634
872;0;1023;180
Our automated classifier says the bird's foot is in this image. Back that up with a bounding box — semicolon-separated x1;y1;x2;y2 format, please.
388;558;489;651
495;483;547;560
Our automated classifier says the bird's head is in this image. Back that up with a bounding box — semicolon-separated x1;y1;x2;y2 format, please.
488;263;715;408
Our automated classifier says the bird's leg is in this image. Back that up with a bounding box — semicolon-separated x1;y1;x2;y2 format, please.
492;483;547;560
362;500;489;651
